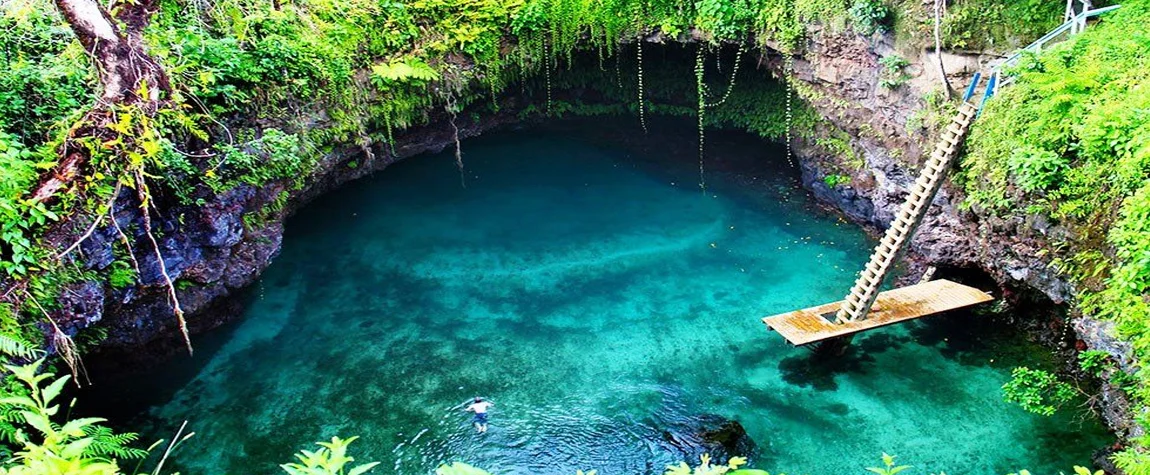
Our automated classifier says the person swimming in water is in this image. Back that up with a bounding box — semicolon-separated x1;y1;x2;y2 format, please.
464;397;493;433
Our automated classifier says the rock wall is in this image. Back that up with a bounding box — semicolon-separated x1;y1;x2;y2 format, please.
775;28;1136;441
73;104;521;363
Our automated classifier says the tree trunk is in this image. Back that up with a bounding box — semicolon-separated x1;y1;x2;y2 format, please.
52;0;169;104
933;0;956;100
35;0;193;356
33;0;171;203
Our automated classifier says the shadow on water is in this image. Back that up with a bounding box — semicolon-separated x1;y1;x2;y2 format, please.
776;344;875;391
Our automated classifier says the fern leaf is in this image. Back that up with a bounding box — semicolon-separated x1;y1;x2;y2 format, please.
0;333;41;360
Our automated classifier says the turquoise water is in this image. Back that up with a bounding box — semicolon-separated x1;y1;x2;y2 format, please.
98;120;1110;474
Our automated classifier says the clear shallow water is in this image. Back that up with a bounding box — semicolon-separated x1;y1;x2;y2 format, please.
94;120;1109;474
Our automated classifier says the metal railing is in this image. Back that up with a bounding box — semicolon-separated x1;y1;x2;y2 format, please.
964;4;1121;115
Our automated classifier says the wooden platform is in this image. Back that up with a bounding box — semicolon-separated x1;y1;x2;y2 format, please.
762;279;993;346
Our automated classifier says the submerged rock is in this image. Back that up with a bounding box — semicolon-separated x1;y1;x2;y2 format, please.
659;414;758;463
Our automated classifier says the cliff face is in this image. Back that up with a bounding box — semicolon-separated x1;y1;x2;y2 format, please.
70;105;520;360
783;29;1077;304
776;29;1136;440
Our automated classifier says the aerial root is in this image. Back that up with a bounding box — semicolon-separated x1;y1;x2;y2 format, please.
446;98;466;188
25;290;88;386
133;170;192;355
54;183;121;261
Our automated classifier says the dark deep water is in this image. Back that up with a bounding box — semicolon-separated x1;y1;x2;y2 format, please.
87;118;1111;474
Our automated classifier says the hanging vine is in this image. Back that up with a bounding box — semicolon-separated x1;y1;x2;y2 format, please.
487;66;501;112
704;45;745;108
383;105;397;158
637;39;648;134
615;50;623;90
544;37;553;115
696;45;707;193
784;54;796;169
782;1;797;169
446;96;466;188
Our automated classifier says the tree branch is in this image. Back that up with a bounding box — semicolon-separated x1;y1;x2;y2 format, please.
933;0;955;100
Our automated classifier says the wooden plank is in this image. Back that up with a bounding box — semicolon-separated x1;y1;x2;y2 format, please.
762;279;993;346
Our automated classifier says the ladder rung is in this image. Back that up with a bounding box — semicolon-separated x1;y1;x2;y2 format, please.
910;199;929;214
876;247;894;260
886;235;906;250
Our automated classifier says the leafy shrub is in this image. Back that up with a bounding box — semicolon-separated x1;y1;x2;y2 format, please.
849;0;890;36
1002;367;1076;416
207;129;308;193
106;260;137;290
866;453;910;475
878;55;909;89
1005;146;1069;193
940;0;1067;51
824;174;851;187
1078;350;1113;376
0;360;147;474
695;0;756;42
0;1;93;145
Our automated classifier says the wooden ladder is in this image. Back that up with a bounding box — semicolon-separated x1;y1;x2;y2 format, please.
834;101;979;323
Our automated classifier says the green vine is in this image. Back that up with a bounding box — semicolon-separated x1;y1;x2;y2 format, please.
637;40;648;134
783;53;796;169
695;45;707;193
704;45;744;109
545;38;553;116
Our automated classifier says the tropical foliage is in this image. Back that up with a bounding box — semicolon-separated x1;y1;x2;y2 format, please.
1002;367;1077;417
959;0;1150;468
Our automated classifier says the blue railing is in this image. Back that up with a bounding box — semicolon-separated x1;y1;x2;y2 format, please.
997;5;1121;72
962;72;982;102
963;4;1121;116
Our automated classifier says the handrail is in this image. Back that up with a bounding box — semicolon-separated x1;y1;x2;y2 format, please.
996;5;1122;72
976;73;998;117
962;72;982;102
973;3;1120;116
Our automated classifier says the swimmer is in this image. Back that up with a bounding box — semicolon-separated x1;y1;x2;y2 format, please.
464;397;493;433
